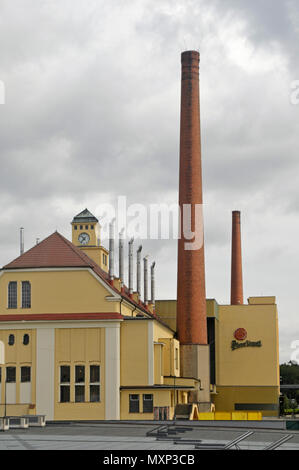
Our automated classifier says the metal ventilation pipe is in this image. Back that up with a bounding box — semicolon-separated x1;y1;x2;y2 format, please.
144;256;149;306
109;219;115;281
137;245;142;297
151;262;156;307
119;228;125;287
128;237;134;295
20;227;24;255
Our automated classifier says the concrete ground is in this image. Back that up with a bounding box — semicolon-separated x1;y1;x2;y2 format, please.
1;421;299;450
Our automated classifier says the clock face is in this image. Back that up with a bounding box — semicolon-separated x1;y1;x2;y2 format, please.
78;232;90;245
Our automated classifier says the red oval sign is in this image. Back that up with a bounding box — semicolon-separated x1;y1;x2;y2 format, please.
234;328;247;341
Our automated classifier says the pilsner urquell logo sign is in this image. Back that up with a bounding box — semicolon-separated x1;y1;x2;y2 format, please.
231;328;262;351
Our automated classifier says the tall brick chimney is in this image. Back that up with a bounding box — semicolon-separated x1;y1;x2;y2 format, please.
231;211;243;305
176;51;210;409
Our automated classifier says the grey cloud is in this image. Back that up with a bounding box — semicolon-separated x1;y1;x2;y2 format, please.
0;0;298;362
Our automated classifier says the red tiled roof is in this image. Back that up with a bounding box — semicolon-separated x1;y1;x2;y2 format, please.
4;231;97;270
2;231;162;322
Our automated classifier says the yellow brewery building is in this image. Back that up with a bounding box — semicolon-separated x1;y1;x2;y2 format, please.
0;209;279;421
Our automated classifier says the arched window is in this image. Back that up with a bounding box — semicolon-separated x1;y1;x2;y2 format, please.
8;281;17;309
8;334;15;346
23;334;30;346
22;281;31;309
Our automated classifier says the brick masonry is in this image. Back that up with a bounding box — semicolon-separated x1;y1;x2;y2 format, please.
177;51;208;345
231;211;244;305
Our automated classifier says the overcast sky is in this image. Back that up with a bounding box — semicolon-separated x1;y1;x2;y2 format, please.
0;0;298;363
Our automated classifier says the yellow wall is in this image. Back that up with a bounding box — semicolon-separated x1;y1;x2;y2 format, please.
80;246;109;272
155;299;218;330
159;338;180;378
71;221;100;247
155;300;176;331
0;329;36;416
154;344;163;384
0;270;119;315
120;389;173;420
120;320;149;386
216;303;279;387
54;327;105;420
212;386;279;418
153;321;174;341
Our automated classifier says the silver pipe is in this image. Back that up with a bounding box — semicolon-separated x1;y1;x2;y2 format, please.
128;238;134;294
137;246;142;297
151;262;156;307
20;227;24;255
109;219;115;280
144;256;149;305
119;228;125;287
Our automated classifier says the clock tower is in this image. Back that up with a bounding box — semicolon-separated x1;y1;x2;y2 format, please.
71;209;109;272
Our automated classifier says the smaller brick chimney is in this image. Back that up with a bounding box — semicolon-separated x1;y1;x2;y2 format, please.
231;211;243;305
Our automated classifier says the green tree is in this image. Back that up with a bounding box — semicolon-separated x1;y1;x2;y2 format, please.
280;361;299;385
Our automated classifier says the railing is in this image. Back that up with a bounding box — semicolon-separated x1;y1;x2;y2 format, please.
0;415;46;431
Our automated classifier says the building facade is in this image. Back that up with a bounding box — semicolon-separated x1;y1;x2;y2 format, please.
156;297;280;417
0;212;198;421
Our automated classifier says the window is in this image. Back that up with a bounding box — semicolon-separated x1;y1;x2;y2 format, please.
90;365;100;402
60;365;70;383
6;366;16;383
74;225;77;230
23;334;30;346
22;281;31;308
143;394;153;413
21;366;31;383
103;254;107;266
8;334;15;346
61;385;70;403
75;365;85;403
91;225;94;230
129;394;140;413
8;281;17;309
85;225;88;230
75;365;85;383
75;385;85;402
80;225;83;230
60;365;70;403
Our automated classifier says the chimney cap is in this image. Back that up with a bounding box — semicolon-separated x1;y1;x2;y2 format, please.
181;50;200;63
